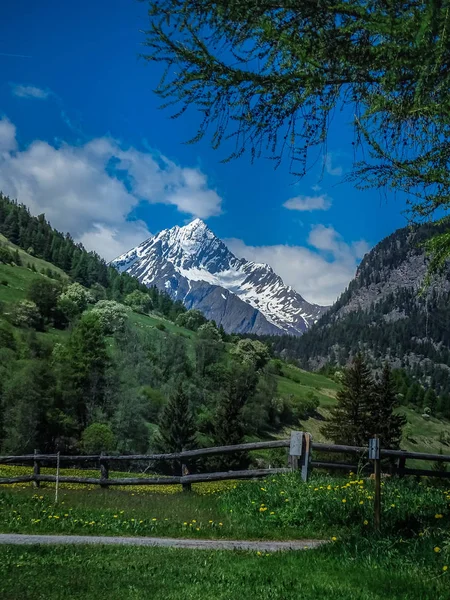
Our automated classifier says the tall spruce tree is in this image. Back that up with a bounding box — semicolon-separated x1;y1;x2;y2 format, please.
155;384;197;454
371;363;406;450
213;364;258;469
321;354;374;447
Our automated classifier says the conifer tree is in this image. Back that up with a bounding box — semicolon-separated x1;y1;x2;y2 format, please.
321;354;374;447
371;363;406;450
213;364;258;469
62;312;109;429
155;384;197;454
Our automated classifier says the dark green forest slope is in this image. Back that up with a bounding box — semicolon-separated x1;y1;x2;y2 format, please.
254;223;450;419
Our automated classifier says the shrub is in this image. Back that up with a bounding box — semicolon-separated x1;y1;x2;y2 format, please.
81;423;116;454
27;279;61;321
57;296;80;322
197;321;221;341
124;290;153;314
0;246;14;265
9;300;43;330
0;324;16;350
59;283;91;313
175;309;207;331
90;300;129;335
231;339;270;371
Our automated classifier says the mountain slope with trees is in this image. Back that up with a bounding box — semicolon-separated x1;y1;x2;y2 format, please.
255;223;450;419
0;195;339;459
1;195;448;460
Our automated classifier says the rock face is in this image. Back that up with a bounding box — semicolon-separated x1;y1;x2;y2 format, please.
112;218;327;335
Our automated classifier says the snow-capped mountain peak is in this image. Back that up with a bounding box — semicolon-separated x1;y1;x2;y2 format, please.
112;220;328;335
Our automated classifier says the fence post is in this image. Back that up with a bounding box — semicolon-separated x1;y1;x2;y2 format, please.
369;436;381;532
397;456;406;478
289;431;303;471
54;451;61;505
182;462;191;492
181;447;192;493
300;433;312;482
33;449;40;489
99;453;109;490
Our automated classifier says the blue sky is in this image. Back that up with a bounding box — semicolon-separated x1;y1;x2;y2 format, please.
0;0;410;305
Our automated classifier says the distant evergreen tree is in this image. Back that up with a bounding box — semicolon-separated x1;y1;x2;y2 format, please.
155;384;197;459
27;279;61;322
371;363;406;449
212;364;258;468
62;312;109;429
321;354;374;447
424;388;438;414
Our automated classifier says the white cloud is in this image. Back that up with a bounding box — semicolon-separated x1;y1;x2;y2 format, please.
226;225;370;306
11;84;51;100
0;117;223;260
283;194;332;212
78;222;152;262
324;153;343;177
0;118;17;154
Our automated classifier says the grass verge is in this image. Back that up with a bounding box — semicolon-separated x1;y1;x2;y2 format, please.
1;540;449;600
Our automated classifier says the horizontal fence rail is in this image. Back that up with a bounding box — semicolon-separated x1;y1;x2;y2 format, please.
0;434;449;489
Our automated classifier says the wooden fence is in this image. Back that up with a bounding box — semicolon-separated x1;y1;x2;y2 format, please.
0;432;449;489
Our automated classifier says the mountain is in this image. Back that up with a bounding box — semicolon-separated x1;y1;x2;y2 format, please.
263;223;450;395
112;218;327;335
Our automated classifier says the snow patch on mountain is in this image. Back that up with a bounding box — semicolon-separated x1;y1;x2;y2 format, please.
112;218;328;335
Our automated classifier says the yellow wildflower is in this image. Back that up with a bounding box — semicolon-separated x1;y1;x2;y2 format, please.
435;514;443;519
342;499;347;503
434;547;441;553
443;566;448;572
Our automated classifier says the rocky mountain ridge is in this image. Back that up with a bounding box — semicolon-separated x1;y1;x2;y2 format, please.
112;219;327;335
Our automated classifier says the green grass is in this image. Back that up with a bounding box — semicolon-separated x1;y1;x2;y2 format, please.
1;472;448;541
129;310;195;339
0;233;67;279
0;263;50;304
1;472;449;599
1;540;449;600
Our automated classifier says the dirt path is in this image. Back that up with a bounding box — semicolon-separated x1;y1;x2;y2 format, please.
0;533;325;552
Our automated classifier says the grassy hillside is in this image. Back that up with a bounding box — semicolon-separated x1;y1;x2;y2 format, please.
1;250;449;457
0;233;67;279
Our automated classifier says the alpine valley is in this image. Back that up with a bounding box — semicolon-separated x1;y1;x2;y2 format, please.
112;218;327;336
